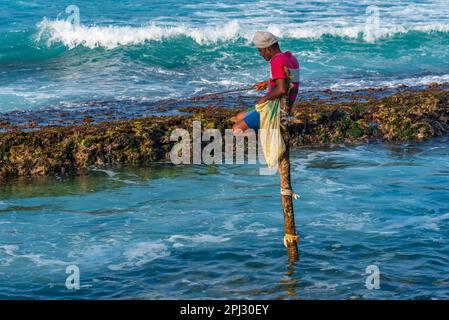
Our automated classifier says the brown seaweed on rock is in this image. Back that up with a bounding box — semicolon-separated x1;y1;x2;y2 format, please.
289;88;449;146
1;88;448;181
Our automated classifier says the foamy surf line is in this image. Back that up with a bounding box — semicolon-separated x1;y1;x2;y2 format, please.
328;74;449;91
36;18;449;49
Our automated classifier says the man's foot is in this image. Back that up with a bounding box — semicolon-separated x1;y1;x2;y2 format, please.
232;120;249;135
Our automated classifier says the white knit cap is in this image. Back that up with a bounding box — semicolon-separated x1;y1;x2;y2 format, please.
252;31;278;49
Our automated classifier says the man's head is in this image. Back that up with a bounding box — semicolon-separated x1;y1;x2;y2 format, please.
253;31;281;61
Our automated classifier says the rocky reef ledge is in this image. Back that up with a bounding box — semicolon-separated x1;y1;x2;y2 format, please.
1;86;448;181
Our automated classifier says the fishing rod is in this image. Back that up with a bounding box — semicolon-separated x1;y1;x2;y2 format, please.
158;83;268;106
186;86;255;100
186;81;270;100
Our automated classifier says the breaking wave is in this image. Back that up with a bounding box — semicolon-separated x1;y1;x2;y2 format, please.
36;18;449;49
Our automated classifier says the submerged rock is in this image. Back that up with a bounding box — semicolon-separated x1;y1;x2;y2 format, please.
1;87;448;181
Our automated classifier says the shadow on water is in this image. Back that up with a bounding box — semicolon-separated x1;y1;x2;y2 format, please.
278;257;302;299
249;252;302;299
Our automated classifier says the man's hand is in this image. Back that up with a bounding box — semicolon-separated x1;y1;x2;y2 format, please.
256;78;287;106
252;80;270;91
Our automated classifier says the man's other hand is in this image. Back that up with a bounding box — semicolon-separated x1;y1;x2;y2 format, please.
252;80;270;91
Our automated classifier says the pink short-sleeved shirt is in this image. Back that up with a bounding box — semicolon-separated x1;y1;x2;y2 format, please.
267;51;300;107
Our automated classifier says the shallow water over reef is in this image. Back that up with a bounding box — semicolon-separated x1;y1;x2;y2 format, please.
1;138;448;299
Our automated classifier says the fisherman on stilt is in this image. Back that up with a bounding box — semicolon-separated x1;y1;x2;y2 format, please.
233;31;301;261
232;31;300;135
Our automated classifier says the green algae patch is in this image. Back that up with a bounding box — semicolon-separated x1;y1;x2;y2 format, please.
1;89;448;181
289;88;449;147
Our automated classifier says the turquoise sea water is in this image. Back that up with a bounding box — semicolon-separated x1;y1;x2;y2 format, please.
1;0;449;111
1;139;449;299
1;1;449;299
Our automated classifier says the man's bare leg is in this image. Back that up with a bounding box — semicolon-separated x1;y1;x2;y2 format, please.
231;111;246;123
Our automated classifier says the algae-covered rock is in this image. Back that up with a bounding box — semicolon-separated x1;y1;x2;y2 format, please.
1;88;448;181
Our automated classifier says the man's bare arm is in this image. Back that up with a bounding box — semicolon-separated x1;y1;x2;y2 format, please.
257;78;287;105
252;80;270;91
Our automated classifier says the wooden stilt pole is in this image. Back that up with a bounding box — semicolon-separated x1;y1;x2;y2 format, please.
278;139;299;262
279;70;299;262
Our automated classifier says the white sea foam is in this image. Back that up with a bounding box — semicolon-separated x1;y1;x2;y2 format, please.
123;242;168;265
90;167;117;177
0;244;67;267
0;87;57;102
190;78;247;87
243;222;279;237
167;234;231;245
36;19;243;49
108;242;169;270
383;212;449;232
329;74;449;91
271;22;449;41
36;18;449;49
